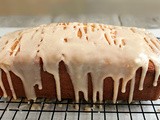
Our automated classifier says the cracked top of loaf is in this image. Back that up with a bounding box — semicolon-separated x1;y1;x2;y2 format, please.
0;22;159;103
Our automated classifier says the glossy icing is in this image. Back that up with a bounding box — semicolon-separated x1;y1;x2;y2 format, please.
0;23;159;103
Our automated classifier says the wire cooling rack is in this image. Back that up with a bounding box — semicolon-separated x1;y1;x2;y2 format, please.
0;97;159;120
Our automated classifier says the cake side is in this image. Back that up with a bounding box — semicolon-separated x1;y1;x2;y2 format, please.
0;60;160;101
0;22;160;103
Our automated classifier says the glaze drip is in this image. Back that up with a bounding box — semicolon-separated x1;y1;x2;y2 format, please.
0;23;159;103
0;69;7;97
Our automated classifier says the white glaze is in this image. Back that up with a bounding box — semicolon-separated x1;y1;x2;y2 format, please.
0;69;7;98
0;23;159;103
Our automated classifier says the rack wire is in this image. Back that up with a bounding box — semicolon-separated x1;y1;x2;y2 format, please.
0;37;159;120
0;97;159;120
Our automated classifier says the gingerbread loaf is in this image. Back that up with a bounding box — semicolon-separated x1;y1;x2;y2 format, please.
0;23;160;103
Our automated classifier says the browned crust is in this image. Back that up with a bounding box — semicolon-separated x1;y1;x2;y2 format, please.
0;60;160;101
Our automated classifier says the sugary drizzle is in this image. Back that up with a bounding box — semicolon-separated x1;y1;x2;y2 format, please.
129;75;135;103
0;69;7;97
0;23;159;103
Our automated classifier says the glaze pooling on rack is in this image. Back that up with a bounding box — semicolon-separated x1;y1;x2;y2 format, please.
0;22;160;103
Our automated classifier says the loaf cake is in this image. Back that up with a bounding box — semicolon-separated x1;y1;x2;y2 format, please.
0;22;160;103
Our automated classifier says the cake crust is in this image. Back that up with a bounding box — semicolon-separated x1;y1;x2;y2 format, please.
1;60;160;101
